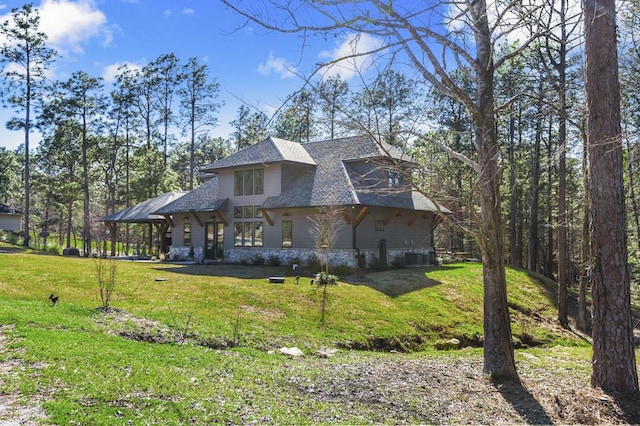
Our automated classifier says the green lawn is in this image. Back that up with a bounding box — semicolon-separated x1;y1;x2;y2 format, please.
0;243;589;424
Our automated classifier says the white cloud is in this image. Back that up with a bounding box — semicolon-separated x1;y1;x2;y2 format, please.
38;0;110;54
318;32;384;81
101;61;142;83
163;9;171;17
257;52;297;79
182;8;195;15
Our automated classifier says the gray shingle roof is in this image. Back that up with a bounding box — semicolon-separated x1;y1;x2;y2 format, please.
262;136;445;212
101;191;187;223
153;177;227;214
201;136;316;172
116;136;443;217
0;203;22;215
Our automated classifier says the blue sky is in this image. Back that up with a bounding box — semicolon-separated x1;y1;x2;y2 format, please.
0;0;382;151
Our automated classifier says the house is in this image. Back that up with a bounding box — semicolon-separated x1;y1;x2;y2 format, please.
153;135;448;268
0;203;22;232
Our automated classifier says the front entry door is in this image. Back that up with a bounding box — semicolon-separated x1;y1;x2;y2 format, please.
205;222;223;260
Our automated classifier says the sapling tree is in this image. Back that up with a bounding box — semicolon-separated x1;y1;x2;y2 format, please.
308;205;343;322
95;256;118;310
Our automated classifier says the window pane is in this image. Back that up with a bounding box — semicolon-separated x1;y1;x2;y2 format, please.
244;206;253;218
234;206;243;218
184;223;192;246
234;171;243;196
234;223;243;247
255;169;264;194
244;170;253;195
254;222;263;247
255;207;263;218
206;223;215;250
243;222;253;247
282;220;292;248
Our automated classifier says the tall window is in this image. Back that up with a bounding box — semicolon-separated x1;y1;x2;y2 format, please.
233;205;263;247
243;170;253;195
254;222;264;247
234;171;243;196
282;220;292;248
234;223;243;247
234;169;264;196
243;222;253;246
184;222;192;246
255;169;264;194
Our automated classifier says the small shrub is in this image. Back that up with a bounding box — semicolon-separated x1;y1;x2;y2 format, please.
315;271;338;285
267;254;281;267
390;255;406;268
332;263;353;276
46;244;61;255
306;254;321;272
368;255;387;271
95;257;118;310
251;253;265;265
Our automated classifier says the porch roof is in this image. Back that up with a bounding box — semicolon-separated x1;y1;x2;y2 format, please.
101;191;187;223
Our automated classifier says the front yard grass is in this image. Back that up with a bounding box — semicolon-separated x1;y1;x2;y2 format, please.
0;243;595;424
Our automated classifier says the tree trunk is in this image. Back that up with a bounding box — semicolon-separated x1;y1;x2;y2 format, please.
82;115;91;256
508;113;517;267
23;66;31;248
472;0;517;381
556;0;569;327
577;140;591;333
584;0;639;394
528;78;543;272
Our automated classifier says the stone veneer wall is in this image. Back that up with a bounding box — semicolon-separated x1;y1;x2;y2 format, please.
168;245;435;268
168;246;204;262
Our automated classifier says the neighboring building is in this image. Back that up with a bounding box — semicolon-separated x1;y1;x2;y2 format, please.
154;135;448;268
0;203;22;232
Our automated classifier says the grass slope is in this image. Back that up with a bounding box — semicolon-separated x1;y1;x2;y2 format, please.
0;243;592;424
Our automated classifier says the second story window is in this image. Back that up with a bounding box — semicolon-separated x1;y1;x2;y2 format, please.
235;169;264;195
387;169;403;187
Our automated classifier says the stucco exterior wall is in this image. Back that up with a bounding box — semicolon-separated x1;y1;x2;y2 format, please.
0;215;22;232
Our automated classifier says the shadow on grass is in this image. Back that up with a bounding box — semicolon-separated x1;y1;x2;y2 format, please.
495;379;553;424
155;263;289;279
348;265;465;298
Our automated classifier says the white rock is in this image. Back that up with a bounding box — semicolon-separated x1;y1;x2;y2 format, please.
279;346;304;357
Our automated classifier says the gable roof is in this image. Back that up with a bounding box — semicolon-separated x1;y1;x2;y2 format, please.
0;203;22;215
262;136;447;213
101;191;187;223
201;136;316;172
153;177;227;214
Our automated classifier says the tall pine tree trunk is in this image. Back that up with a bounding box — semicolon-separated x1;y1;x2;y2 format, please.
577;135;591;333
556;0;569;327
472;0;517;380
584;0;639;394
528;78;543;272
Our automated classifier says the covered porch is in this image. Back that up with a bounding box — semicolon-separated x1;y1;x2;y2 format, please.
101;191;186;257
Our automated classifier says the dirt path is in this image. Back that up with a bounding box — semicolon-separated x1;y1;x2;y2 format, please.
0;325;46;425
